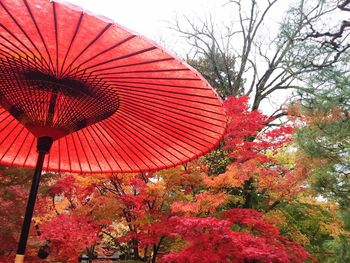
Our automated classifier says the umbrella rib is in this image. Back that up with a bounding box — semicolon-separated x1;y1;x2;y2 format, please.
11;129;30;166
64;23;113;76
87;57;175;72
59;12;84;76
116;108;210;149
54;88;95;131
23;135;35;167
94;68;190;76
0;125;24;161
23;0;54;72
88;125;123;171
81;129;105;172
114;83;220;100
99;120;157;171
12;84;39;124
120;106;218;146
117;110;211;156
0;43;41;74
122;114;202;155
0;2;50;71
31;85;47;124
23;55;47;76
0;50;8;57
99;120;155;170
113;110;205;152
70;84;115;125
115;85;220;106
21;86;36;122
45;144;51;171
54;94;69;128
7;84;35;125
69;134;83;173
74;92;116;131
53;2;59;74
0;120;20;147
73;35;137;70
111;111;197;159
0;109;8;117
80;47;158;73
58;137;61;171
109;79;210;90
120;99;223;139
118;91;226;124
116;94;221;120
85;57;175;74
117;90;224;117
107;115;183;165
64;136;72;172
93;122;138;171
103;76;200;81
75;131;93;173
0;39;46;72
0;116;15;134
84;127;113;172
30;85;44;122
117;93;225;125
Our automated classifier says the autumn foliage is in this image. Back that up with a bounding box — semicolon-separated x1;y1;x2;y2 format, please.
1;95;342;262
162;209;310;263
39;214;100;262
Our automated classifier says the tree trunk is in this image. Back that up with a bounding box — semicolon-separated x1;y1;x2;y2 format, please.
132;238;139;259
87;246;94;263
243;178;257;209
151;236;164;263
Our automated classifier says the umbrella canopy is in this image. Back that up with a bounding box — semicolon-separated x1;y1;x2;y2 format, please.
0;0;226;174
1;0;226;261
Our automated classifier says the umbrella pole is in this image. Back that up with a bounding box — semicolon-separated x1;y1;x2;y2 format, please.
15;137;53;263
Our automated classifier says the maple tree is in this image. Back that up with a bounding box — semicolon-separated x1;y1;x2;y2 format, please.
0;94;329;263
0;166;58;261
162;209;310;263
0;93;345;263
0;95;309;262
0;94;346;263
39;214;100;263
204;96;304;211
95;96;311;262
96;168;206;262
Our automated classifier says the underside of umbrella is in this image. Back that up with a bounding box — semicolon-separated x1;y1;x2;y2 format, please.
0;0;226;261
0;0;226;174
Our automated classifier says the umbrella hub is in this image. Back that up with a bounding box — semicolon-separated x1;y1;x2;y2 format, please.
0;59;119;140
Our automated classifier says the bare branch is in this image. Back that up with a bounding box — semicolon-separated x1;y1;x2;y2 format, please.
338;0;350;11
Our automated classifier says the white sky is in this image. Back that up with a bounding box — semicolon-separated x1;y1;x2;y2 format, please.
64;0;227;41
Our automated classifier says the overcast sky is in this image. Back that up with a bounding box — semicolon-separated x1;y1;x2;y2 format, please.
64;0;227;40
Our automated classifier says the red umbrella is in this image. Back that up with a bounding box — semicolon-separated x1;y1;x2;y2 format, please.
0;0;226;261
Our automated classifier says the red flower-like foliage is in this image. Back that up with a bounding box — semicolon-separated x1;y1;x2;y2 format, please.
161;208;310;263
223;96;294;163
40;214;100;262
